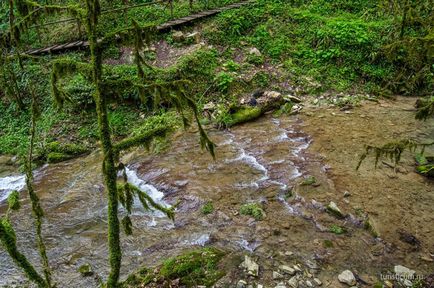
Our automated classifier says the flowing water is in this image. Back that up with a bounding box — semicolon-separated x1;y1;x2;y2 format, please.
0;98;433;287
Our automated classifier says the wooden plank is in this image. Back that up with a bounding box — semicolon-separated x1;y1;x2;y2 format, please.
24;1;253;55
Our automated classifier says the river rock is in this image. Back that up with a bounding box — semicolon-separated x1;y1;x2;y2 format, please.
338;270;356;286
240;255;259;277
313;278;322;286
327;201;344;218
273;271;284;280
287;276;298;288
279;265;295;275
237;280;247;288
78;263;94;277
394;265;415;278
305;280;314;287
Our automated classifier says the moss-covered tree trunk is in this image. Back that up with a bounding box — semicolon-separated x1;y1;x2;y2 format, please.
85;0;121;286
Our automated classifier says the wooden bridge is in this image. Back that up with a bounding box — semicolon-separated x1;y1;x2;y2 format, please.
25;0;252;56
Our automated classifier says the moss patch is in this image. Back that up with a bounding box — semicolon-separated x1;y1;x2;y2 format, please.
121;247;225;288
201;201;214;215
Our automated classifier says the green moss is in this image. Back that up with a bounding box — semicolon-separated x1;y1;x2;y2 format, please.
300;176;317;186
122;247;225;288
323;239;334;248
46;152;74;164
218;106;262;128
329;224;346;235
45;141;89;163
7;190;20;211
201;201;214;215
240;203;265;221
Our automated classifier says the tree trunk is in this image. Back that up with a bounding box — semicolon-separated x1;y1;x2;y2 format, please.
86;0;121;286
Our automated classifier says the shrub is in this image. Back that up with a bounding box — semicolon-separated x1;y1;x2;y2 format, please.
240;203;265;221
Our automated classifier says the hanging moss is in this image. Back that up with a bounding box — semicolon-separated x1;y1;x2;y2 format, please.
0;218;46;287
7;190;20;211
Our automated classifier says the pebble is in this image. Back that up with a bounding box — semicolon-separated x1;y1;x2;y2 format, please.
237;280;247;288
313;278;322;286
305;280;314;287
279;265;296;275
293;264;302;272
273;271;284;280
275;283;287;288
287;276;298;288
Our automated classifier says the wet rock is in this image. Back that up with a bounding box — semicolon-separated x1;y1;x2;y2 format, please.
273;271;284;280
397;229;421;248
338;270;356;286
279;265;296;275
78;263;94;277
287;276;298;288
313;278;322;286
293;264;302;272
326;201;345;219
237;280;247;288
240;255;259;277
249;47;262;57
394;265;415;278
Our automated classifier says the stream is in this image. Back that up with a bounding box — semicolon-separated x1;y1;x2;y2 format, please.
0;99;433;287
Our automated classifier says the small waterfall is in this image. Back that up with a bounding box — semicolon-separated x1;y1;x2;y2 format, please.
0;174;26;202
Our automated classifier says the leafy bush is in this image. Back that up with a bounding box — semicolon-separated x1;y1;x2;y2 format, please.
201;201;214;215
240;203;265;221
214;72;235;93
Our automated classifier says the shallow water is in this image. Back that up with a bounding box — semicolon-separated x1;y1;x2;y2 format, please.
0;100;433;287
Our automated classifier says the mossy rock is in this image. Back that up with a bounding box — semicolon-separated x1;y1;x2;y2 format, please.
122;247;225;288
218;106;262;128
326;202;345;219
46;152;75;164
78;263;94;277
45;141;89;163
364;218;379;238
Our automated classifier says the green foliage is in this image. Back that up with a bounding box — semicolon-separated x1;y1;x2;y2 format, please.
329;224;346;235
415;97;434;121
214;71;235;93
201;201;214;215
364;218;378;237
223;60;240;72
240;203;265;221
7;190;20;211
